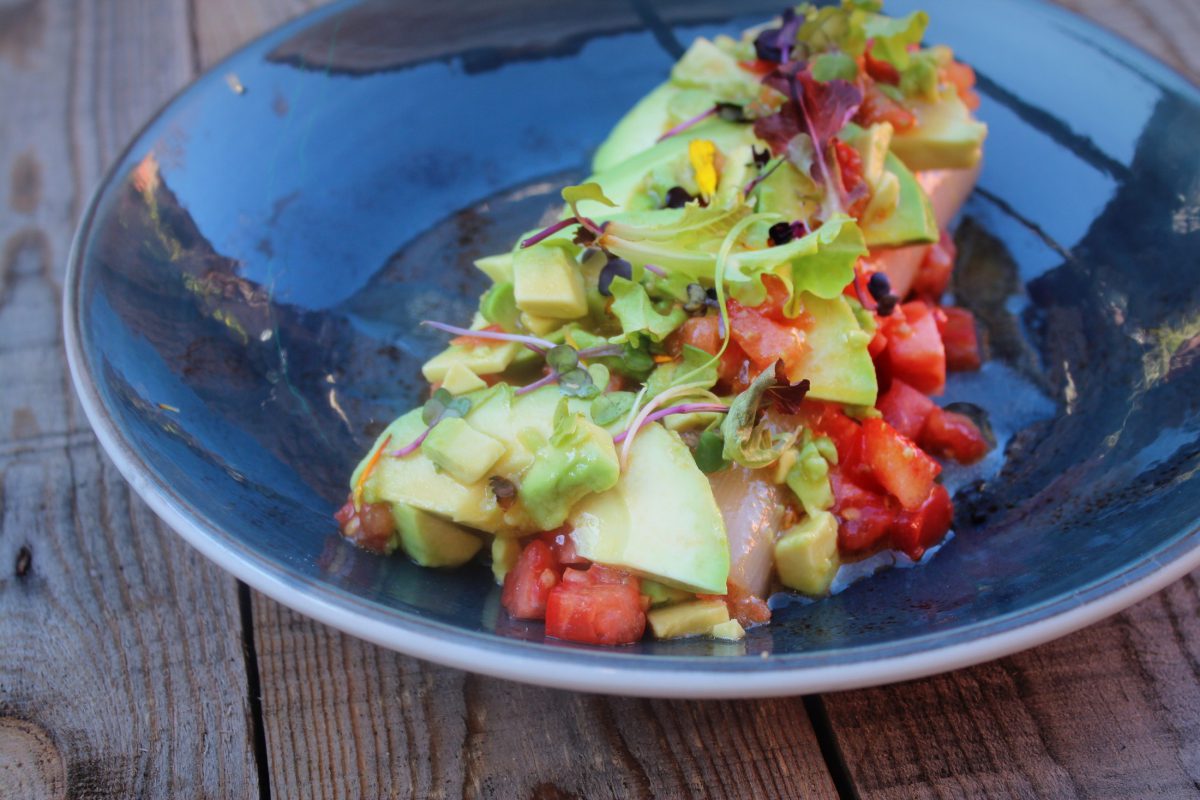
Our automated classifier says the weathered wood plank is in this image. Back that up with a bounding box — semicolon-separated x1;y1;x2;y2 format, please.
251;591;840;800
0;1;260;797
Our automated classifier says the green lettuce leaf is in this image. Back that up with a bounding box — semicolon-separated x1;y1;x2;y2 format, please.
863;10;928;70
598;209;865;313
607;276;687;344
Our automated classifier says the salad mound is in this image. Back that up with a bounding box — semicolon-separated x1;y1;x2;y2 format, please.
338;1;991;646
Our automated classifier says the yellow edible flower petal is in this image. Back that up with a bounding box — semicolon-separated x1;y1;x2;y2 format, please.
688;138;718;198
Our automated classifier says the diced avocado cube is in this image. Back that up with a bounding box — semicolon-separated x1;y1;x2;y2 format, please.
422;417;505;485
518;412;620;531
841;124;937;248
710;619;746;642
786;294;877;407
491;537;521;585
475;252;513;284
889;88;988;171
391;503;483;567
519;311;564;337
422;341;520;383
775;510;840;596
441;362;487;396
513;244;587;319
641;579;694;608
786;440;835;518
647;599;730;639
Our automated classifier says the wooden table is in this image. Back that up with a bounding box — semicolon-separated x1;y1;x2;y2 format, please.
1;1;1197;797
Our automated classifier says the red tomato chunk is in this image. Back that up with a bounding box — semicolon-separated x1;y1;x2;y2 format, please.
889;483;954;561
501;540;560;620
940;306;983;372
877;378;936;441
920;407;990;465
883;301;946;395
862;418;941;511
546;571;646;646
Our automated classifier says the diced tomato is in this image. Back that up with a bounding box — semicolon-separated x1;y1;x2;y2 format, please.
868;325;889;359
833;138;870;217
920;407;989;464
676;315;722;355
890;483;953;560
738;58;777;77
756;274;794;323
855;82;916;131
727;299;809;379
450;323;504;347
807;403;864;469
862;417;941;511
883;301;946;395
943;60;981;110
831;472;896;553
545;582;646;645
941;306;982;371
877;378;936;441
864;48;900;84
501;540;560;620
912;229;956;299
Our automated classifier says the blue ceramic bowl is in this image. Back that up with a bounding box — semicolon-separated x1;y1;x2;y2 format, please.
65;0;1200;696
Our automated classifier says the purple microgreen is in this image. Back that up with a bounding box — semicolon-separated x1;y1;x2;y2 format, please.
489;476;517;510
757;64;862;218
558;367;599;398
561;183;614;238
520;217;579;248
515;371;559;396
867;271;899;316
642;262;667;277
598;254;633;297
546;344;580;374
743;156;785;197
612;403;728;443
656;106;717;142
422;320;555;351
765;360;811;414
663;186;696;209
393;390;472;458
390;428;431;459
578;343;625;360
753;7;799;63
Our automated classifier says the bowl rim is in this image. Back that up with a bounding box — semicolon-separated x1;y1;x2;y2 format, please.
63;0;1200;697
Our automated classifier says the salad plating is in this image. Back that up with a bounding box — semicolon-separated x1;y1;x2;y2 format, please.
338;1;991;645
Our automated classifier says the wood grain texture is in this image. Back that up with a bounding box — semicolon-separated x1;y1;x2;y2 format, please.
0;1;260;797
250;591;839;800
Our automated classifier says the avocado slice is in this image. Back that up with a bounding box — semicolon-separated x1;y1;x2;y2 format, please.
392;504;483;568
889;88;988;171
513;243;588;320
592;81;675;173
787;293;878;407
421;417;506;485
569;423;730;594
841;123;938;247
